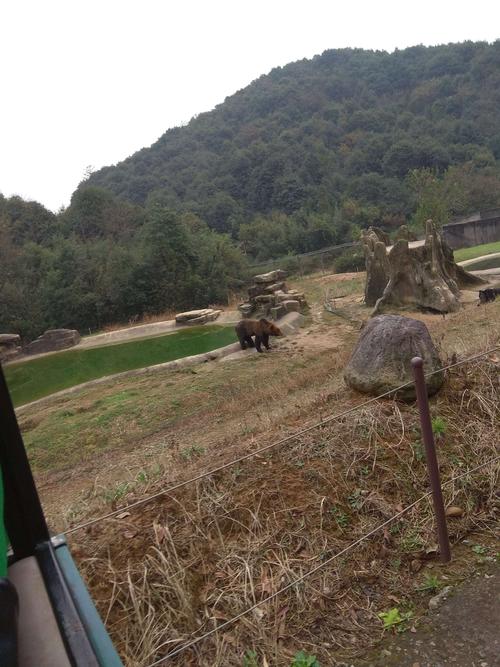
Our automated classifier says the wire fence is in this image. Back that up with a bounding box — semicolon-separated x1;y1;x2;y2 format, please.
58;344;499;664
145;454;500;665
63;345;500;538
245;241;363;278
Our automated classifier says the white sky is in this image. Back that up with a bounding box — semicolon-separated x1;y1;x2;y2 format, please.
1;0;499;212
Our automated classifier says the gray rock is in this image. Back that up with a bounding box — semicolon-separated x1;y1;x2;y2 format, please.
175;309;215;323
176;310;221;325
344;315;444;400
374;220;461;314
0;334;21;344
244;270;309;318
362;230;390;307
248;284;267;299
270;305;286;320
264;282;286;294
287;289;306;299
367;226;391;245
254;269;287;284
25;329;81;355
0;333;22;362
238;303;254;316
282;299;301;313
254;294;276;304
442;244;486;288
428;585;453;610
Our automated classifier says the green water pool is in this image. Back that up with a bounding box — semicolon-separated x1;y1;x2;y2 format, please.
4;325;236;407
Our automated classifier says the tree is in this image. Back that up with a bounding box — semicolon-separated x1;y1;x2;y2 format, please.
406;169;450;229
131;206;196;314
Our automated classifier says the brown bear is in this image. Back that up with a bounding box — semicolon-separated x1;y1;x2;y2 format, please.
235;318;283;352
478;288;500;304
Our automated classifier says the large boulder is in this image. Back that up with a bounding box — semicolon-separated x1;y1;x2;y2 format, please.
282;299;300;313
254;270;287;284
441;244;486;288
248;285;267;299
175;309;221;325
270;305;286;319
241;269;308;320
344;315;444;400
362;229;390;306
374;220;461;314
238;303;254;317
366;226;391;246
0;334;22;362
264;282;286;294
25;329;81;355
254;294;276;304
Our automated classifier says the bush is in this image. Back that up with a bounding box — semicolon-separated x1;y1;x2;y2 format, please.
334;250;365;273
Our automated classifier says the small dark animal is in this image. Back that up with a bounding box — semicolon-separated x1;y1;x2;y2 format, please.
235;318;283;353
478;288;500;305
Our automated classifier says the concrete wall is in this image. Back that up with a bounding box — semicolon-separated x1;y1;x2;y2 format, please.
443;210;500;249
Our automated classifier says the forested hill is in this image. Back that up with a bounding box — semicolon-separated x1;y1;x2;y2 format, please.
85;41;500;256
3;41;500;340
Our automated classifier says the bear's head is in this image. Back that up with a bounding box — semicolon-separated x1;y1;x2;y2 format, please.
260;318;283;336
479;289;494;303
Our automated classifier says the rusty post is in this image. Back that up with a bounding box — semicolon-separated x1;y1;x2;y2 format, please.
411;356;451;563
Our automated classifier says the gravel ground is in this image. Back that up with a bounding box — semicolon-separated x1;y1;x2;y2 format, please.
358;564;500;667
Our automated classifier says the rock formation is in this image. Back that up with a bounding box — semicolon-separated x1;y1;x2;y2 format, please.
394;224;417;242
0;334;22;362
363;220;485;315
24;329;81;355
175;308;222;325
362;228;390;307
238;270;308;319
344;314;443;400
441;243;485;289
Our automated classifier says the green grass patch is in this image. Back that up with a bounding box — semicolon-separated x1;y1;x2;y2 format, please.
454;241;500;263
19;332;340;473
5;325;235;406
460;255;500;271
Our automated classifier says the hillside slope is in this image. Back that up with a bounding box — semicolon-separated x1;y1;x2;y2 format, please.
86;42;500;241
4;42;500;340
19;274;500;666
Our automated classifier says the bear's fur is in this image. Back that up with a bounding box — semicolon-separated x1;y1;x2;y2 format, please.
478;288;500;304
235;318;283;352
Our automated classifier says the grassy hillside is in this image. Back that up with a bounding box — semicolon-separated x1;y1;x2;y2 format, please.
454;240;500;262
18;273;500;665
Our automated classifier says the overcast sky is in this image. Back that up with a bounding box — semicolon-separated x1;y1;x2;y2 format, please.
1;0;499;212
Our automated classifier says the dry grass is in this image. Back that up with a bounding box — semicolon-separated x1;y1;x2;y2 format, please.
100;310;179;333
30;333;352;523
17;275;499;666
73;351;499;667
98;295;244;335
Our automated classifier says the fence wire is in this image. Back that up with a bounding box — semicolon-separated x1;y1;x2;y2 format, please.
63;345;499;537
145;454;500;665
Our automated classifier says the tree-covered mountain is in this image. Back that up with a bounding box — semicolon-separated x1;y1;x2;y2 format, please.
3;41;500;339
85;41;500;258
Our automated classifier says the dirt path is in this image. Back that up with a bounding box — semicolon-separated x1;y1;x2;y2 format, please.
459;251;500;267
361;564;500;667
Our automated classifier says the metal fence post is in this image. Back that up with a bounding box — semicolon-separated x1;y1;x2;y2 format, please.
411;356;452;563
